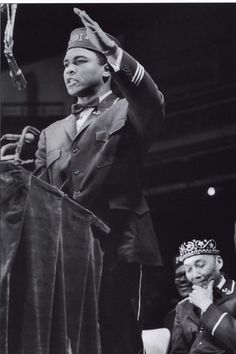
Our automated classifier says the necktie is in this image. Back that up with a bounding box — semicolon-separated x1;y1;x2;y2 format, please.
71;97;99;117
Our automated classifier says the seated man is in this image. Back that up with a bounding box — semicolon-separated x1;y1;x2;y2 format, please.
170;238;236;354
164;255;191;332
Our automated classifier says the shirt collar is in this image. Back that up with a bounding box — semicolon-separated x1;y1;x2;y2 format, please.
99;90;112;103
217;275;226;289
76;90;112;105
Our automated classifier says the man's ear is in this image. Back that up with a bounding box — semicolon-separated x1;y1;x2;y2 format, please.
102;63;111;78
216;255;223;270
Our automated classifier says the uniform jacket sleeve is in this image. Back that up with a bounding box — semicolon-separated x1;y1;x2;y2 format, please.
201;292;236;352
110;49;165;140
33;128;49;182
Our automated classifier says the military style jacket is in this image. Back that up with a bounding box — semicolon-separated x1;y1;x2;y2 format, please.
170;277;236;354
34;49;164;266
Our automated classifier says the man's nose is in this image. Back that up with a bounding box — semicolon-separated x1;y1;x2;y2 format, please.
191;269;201;280
179;275;188;283
65;64;76;75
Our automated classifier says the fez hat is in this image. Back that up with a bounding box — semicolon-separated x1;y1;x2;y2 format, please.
67;27;121;57
179;238;221;262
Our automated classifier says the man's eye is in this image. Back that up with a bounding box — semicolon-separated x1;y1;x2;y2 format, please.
75;59;86;65
197;263;204;268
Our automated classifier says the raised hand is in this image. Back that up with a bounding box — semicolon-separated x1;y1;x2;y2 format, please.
73;8;116;53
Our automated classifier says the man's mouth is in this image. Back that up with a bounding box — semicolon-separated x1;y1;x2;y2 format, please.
179;285;190;290
66;78;79;87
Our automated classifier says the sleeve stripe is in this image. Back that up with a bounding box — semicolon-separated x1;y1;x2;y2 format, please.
212;312;228;336
132;63;145;86
132;62;141;83
135;66;144;86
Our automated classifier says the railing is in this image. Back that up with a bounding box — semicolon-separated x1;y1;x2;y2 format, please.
1;102;65;118
166;81;236;118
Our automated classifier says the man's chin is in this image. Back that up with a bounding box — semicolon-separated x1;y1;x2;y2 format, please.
67;89;79;97
193;280;208;288
66;85;81;97
179;288;191;297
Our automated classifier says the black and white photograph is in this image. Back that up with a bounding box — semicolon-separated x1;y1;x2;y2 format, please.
1;2;236;353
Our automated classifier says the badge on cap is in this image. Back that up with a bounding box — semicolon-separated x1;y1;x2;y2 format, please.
70;32;89;42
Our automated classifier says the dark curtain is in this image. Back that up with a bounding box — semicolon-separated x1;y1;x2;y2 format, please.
0;162;109;354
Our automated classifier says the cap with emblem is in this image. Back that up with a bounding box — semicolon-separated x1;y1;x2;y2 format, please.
67;27;121;57
179;238;221;262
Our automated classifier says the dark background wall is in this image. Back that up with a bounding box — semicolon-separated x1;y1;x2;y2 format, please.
1;3;236;328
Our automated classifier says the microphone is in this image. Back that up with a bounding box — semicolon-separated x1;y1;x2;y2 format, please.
3;4;27;90
0;4;7;12
5;52;27;90
14;126;40;162
1;126;40;163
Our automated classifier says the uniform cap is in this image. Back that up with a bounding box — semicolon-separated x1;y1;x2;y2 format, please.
67;27;120;56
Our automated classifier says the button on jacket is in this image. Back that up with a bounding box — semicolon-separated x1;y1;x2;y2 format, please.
34;49;165;266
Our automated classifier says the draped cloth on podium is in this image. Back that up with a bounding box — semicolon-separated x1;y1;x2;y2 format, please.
0;162;109;354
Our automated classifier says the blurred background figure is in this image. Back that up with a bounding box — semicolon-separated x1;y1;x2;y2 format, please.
173;256;192;299
164;255;192;332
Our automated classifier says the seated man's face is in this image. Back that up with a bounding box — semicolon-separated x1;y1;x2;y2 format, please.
184;254;223;288
174;264;192;298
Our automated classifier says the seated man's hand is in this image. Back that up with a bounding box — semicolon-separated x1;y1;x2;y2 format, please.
188;279;214;312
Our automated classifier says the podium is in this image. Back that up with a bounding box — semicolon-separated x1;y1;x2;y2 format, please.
0;162;109;354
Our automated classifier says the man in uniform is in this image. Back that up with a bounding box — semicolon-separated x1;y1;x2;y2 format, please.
170;238;236;354
34;8;164;354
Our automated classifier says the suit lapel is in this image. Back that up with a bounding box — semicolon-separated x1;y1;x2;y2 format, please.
98;92;120;113
75;113;97;138
63;114;77;142
187;303;201;325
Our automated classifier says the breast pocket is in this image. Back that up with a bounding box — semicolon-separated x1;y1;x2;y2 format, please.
96;118;126;168
46;149;61;168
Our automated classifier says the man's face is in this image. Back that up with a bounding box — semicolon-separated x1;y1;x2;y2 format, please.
184;254;223;288
63;47;106;97
174;264;192;298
